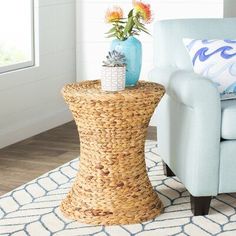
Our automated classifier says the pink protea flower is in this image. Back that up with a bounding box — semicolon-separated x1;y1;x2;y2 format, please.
105;6;123;23
134;1;152;23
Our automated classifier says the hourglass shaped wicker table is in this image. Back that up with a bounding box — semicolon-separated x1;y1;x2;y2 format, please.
60;80;165;225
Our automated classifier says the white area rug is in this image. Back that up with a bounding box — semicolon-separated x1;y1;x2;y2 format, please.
1;141;236;236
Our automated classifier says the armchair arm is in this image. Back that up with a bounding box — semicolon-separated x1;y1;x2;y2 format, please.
167;70;221;109
157;70;221;196
148;66;178;87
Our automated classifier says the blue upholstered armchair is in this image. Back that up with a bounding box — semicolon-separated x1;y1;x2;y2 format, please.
149;18;236;216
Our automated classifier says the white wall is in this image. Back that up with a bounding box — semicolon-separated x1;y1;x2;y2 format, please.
76;0;223;83
224;0;236;17
0;0;227;148
76;0;223;126
0;0;76;148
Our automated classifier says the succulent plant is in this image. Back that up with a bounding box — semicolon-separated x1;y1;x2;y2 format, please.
103;50;126;67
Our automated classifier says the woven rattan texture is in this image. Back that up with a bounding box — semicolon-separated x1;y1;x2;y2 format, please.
60;80;165;225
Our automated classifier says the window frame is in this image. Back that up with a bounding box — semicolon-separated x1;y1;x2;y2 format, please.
0;0;35;74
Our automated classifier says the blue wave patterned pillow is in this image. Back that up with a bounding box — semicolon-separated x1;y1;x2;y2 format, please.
183;39;236;100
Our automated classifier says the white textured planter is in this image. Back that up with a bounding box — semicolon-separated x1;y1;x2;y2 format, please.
101;66;126;92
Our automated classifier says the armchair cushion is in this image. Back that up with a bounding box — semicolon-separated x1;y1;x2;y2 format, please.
221;99;236;140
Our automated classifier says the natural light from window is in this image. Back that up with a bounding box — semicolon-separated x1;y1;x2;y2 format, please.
0;0;34;73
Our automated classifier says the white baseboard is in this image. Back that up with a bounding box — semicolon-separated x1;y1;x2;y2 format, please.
0;108;73;149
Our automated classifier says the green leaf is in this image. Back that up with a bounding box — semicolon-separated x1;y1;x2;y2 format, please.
128;9;134;18
141;28;151;35
108;19;126;24
116;20;126;24
133;17;142;29
133;19;151;35
123;16;135;37
106;33;117;38
140;25;148;31
105;27;116;34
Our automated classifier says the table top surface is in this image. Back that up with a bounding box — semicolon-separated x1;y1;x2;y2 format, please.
62;80;165;101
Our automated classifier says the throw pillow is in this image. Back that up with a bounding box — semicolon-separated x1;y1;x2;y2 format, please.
183;38;236;100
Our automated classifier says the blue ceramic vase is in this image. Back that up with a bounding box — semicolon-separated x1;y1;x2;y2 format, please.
110;36;142;87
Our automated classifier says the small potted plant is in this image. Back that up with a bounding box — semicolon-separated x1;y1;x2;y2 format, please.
101;50;126;92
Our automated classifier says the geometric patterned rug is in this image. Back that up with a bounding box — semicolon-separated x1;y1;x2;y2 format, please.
1;141;236;236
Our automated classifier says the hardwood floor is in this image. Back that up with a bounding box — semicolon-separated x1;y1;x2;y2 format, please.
0;121;156;196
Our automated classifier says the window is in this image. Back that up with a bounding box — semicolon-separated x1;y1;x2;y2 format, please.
0;0;34;74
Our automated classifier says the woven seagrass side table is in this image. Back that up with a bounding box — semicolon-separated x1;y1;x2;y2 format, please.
60;80;165;225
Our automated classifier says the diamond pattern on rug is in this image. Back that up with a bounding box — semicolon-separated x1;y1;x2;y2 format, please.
1;141;236;236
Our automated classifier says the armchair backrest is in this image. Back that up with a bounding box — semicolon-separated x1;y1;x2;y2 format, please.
154;18;236;70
